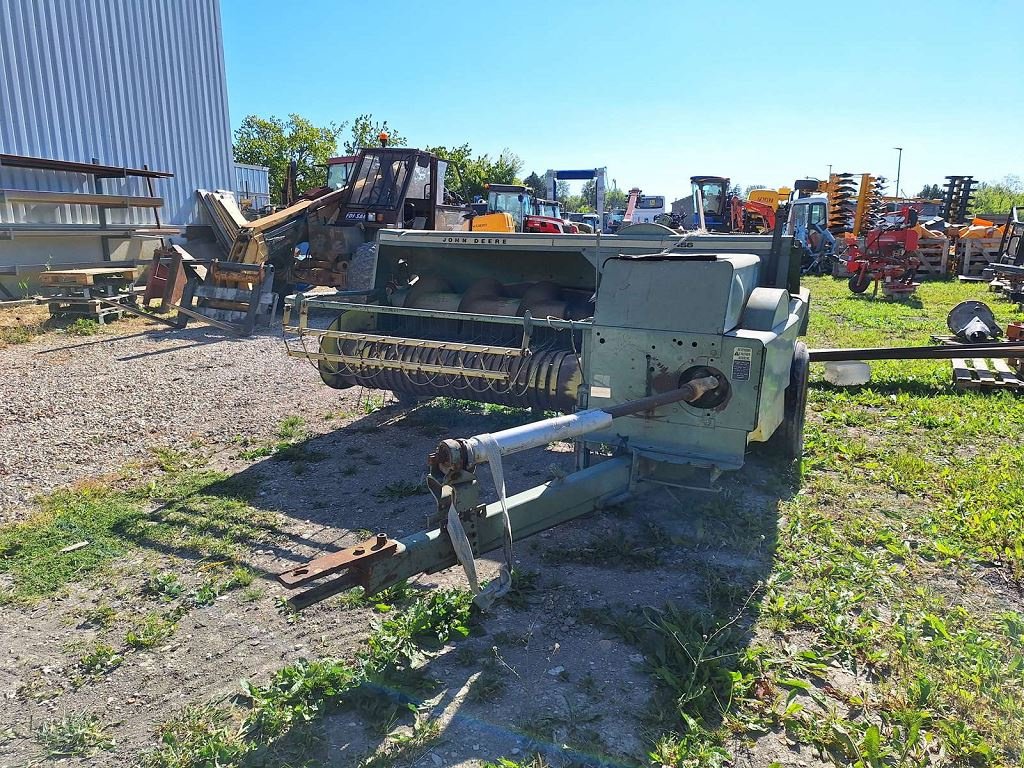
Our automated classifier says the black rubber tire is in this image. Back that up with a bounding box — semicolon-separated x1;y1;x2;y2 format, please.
848;270;871;294
777;341;810;461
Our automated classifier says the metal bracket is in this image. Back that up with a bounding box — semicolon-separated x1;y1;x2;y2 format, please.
278;533;399;589
426;466;480;525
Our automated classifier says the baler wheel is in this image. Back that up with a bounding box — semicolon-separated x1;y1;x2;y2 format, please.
777;341;809;462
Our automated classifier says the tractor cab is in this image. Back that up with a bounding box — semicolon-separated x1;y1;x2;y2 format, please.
340;148;451;230
299;148;468;287
690;176;732;232
485;183;533;231
325;155;359;191
531;198;578;233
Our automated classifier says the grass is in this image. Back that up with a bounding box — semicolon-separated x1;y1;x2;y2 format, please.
542;526;663;570
35;712;114;757
65;318;102;336
0;467;278;602
375;480;427;501
140;588;474;767
236;415;328;464
125;612;178;649
620;277;1024;767
0;325;40;345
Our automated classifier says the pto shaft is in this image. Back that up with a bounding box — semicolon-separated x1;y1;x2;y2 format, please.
434;375;720;472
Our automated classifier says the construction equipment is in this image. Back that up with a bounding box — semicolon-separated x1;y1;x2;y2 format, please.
544;168;608;222
690;176;732;231
534;198;579;233
469;184;578;234
630;193;666;225
279;226;810;606
845;206;921;297
982;207;1024;298
567;212;600;233
730;197;775;233
690;177;780;234
171;147;476;334
786;196;836;274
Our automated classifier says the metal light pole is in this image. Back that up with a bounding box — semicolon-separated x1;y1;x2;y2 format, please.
893;147;903;203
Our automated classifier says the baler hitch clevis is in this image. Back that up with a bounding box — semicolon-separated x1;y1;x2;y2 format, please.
277;377;720;609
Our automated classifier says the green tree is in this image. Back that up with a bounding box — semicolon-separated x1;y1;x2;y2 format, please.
917;183;944;199
233;114;344;199
605;186;627;209
343;114;408;154
427;144;523;201
523;171;547;197
554;180;570;203
971;176;1024;214
742;184;768;197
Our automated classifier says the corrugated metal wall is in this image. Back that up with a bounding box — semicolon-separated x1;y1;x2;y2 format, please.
0;0;235;225
234;163;270;211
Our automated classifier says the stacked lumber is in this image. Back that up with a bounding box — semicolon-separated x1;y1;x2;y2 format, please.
197;190;248;255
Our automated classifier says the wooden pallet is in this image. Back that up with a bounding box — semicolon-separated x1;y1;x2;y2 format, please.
915;237;950;275
956;238;1003;277
43;294;136;324
951;357;1023;391
39;267;137;287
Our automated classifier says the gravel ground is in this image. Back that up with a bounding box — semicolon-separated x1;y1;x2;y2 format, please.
0;319;342;522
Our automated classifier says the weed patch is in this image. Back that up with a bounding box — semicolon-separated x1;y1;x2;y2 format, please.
141;588;473;766
543;527;662;570
78;643;123;677
35;712;113;757
375;480;427;501
125;612;178;649
65;318;101;336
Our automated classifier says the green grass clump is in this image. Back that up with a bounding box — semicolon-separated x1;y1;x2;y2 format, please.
140;704;247;768
0;485;144;599
78;643;123;676
375;480;427;501
0;326;39;345
65;318;101;336
36;712;113;757
145;571;184;602
125;612;177;649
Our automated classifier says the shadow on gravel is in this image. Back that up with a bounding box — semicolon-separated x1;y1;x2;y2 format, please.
114;324;275;361
162;398;794;766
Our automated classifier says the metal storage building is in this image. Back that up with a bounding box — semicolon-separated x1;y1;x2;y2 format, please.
0;0;238;291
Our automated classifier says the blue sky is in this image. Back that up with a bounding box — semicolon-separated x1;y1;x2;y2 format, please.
221;0;1023;202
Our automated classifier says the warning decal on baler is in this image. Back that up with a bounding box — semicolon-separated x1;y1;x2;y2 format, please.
731;347;752;381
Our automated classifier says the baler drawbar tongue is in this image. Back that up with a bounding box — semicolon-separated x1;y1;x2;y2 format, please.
277;377;719;609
